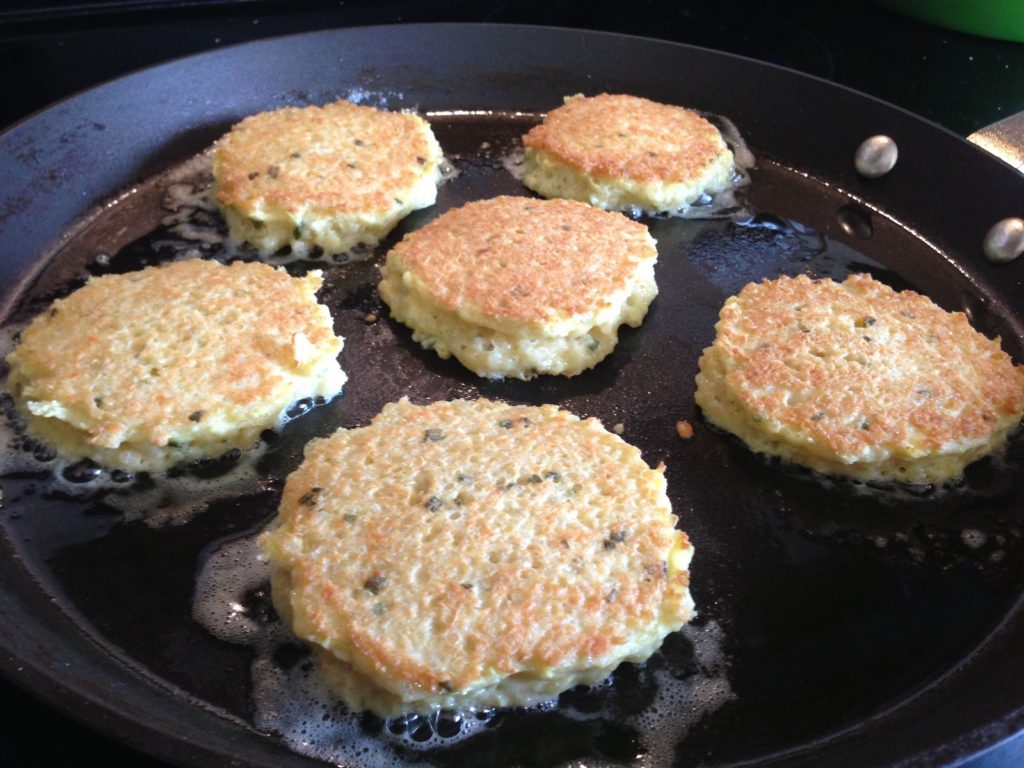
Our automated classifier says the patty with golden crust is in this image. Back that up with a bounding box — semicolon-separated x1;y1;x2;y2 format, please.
213;99;445;260
379;195;659;379
521;93;735;213
260;397;694;715
5;260;346;472
695;273;1024;483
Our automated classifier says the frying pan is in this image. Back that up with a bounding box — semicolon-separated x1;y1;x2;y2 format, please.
2;23;1024;768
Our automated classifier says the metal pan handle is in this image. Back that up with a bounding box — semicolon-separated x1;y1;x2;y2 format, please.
968;114;1024;173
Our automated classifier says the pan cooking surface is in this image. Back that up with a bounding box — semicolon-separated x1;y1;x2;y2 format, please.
2;105;1024;767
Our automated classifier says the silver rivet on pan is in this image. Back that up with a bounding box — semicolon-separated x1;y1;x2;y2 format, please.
854;135;898;178
983;217;1024;264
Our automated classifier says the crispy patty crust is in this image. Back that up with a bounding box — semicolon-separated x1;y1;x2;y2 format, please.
521;93;735;213
695;273;1024;483
213;99;445;260
5;260;346;472
379;196;658;379
260;397;694;715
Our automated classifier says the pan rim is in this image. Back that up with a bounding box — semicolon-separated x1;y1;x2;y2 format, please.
2;21;1024;768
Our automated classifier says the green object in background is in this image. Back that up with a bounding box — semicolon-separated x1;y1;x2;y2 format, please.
879;0;1024;42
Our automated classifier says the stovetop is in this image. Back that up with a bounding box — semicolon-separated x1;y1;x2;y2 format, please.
2;2;1023;766
4;0;1024;138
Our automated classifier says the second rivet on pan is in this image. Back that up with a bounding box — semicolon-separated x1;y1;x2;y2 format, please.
854;135;898;178
983;218;1024;264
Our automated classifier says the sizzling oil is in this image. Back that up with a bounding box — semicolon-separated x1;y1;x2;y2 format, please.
191;528;734;767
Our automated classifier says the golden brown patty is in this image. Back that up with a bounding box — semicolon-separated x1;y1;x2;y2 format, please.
378;196;659;379
212;100;445;260
5;260;346;472
521;93;735;213
695;273;1024;483
260;397;694;715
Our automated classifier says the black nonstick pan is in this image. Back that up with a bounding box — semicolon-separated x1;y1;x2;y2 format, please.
2;23;1024;768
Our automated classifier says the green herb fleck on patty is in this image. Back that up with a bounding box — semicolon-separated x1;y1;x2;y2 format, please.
299;487;322;506
603;529;629;550
363;574;388;595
